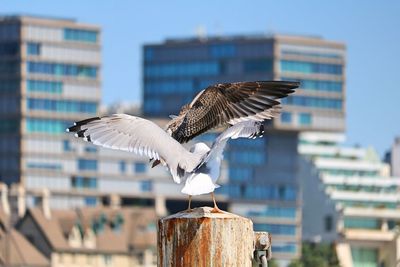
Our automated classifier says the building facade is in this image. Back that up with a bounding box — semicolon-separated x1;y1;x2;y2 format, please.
143;34;346;264
0;15;102;207
299;132;400;267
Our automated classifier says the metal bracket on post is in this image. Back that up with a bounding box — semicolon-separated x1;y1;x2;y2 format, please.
253;231;272;267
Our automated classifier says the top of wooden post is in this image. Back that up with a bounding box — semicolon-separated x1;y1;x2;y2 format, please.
161;206;249;220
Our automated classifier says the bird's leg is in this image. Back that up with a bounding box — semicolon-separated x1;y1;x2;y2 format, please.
211;192;223;213
185;195;192;212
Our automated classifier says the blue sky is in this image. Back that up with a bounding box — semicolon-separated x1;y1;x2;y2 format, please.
2;0;400;156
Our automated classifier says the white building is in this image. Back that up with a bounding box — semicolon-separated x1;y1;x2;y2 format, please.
299;132;400;267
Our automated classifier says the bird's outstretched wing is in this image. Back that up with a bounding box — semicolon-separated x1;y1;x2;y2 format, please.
67;114;201;183
167;81;299;143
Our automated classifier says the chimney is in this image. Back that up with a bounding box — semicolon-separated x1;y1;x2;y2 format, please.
155;195;167;217
0;183;10;216
17;185;26;218
110;194;121;209
42;188;51;219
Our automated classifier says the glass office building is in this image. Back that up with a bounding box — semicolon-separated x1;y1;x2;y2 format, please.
143;34;346;264
0;15;101;206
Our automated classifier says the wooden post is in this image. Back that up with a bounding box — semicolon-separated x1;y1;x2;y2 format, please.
158;207;254;267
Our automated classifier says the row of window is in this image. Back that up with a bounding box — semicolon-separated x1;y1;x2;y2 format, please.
247;207;297;219
64;28;98;43
281;112;312;126
71;176;97;189
280;60;343;75
270;243;297;254
78;159;97;171
344;218;380;229
145;61;220;78
0;42;19;56
253;223;296;236
281;95;342;110
339;200;397;209
27;98;97;114
209;44;236;58
221;184;297;201
281;50;343;59
229;167;253;182
145;80;194;94
320;169;379;177
27;61;98;78
27;80;63;94
281;77;342;92
26;118;71;134
27;162;62;170
244;185;297;201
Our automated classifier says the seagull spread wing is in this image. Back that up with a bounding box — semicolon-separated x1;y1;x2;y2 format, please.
167;81;299;143
67;114;202;183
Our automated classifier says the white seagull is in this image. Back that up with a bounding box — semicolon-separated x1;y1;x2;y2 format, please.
68;117;265;211
67;81;299;211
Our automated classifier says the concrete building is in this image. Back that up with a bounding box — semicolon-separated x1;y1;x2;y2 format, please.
142;34;346;265
299;132;400;267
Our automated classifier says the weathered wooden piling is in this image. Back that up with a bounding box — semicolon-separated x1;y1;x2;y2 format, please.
157;207;255;267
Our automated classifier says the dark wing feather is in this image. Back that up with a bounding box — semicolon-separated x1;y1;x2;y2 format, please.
169;81;299;143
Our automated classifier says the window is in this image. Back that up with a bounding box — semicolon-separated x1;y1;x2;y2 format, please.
281;112;292;123
247;207;296;219
281;96;342;110
144;61;220;78
209;44;236;58
27;42;40;55
64;28;98;43
72;176;97;189
325;215;333;232
27;80;63;94
281;77;342;93
27;162;62;170
271;243;297;253
280;60;342;75
140;180;152;192
85;146;97;153
243;59;272;73
27;98;97;114
229;167;252;182
299;113;312;125
63;140;71;151
254;223;296;236
27;61;98;78
134;163;147;173
26;118;71;134
78;159;97;171
103;255;112;265
85;197;97;206
351;247;378;267
119;161;126;173
344;218;380;229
